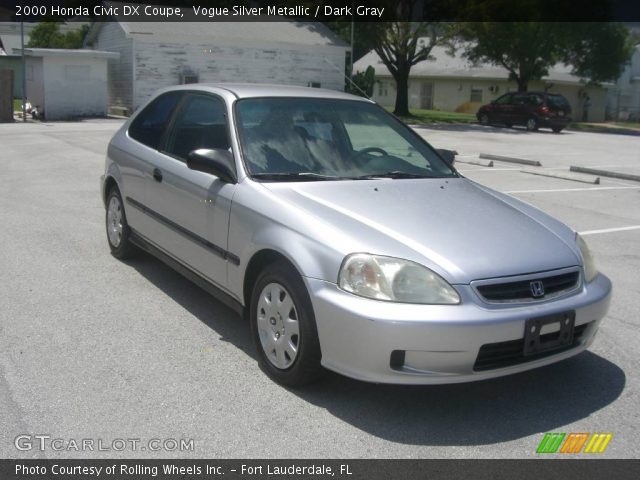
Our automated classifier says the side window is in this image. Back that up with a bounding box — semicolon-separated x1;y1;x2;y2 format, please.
128;92;182;149
494;94;512;105
512;94;528;105
528;94;543;106
164;94;230;161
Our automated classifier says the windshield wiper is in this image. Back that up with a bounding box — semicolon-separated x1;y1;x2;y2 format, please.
353;171;434;180
251;172;342;182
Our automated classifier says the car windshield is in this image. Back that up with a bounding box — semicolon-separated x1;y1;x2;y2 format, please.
234;98;458;181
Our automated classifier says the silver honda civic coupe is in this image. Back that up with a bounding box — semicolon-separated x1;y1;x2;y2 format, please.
101;84;611;386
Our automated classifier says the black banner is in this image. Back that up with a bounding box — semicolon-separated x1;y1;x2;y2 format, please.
1;459;639;480
2;0;640;22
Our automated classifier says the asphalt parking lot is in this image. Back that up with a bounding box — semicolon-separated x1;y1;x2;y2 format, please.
0;119;638;459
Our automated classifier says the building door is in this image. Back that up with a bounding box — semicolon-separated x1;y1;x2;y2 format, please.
420;82;433;109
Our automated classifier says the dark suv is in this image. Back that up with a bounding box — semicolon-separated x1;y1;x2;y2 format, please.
476;92;572;133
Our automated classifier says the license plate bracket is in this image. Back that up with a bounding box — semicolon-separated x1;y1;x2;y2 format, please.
523;311;575;356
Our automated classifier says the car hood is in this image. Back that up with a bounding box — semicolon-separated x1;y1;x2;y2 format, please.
260;177;580;284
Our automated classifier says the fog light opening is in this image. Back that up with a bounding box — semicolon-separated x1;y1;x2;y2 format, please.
390;350;406;370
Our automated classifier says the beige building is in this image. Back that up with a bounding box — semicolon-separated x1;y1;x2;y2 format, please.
355;43;609;122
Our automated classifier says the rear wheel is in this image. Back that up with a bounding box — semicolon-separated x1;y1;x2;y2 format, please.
526;117;539;131
250;262;323;386
106;187;137;259
552;126;563;133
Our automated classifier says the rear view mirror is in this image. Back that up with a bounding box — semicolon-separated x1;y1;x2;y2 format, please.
436;149;456;166
187;148;237;183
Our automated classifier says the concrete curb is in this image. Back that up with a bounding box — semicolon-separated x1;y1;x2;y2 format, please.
569;166;640;183
566;126;640;137
455;158;494;167
520;168;600;184
480;153;542;167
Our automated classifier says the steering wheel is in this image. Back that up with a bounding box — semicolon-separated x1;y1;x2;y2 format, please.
352;147;389;163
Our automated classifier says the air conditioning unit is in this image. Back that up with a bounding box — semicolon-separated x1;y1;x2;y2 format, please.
180;73;199;85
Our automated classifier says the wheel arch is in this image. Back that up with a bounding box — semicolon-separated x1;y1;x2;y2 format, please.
243;249;301;310
103;175;119;203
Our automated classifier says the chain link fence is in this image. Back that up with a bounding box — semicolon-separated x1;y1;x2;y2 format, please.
606;87;640;122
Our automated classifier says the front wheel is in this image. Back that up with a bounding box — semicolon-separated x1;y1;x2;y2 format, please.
478;113;490;126
552;126;563;133
250;262;323;386
526;117;539;131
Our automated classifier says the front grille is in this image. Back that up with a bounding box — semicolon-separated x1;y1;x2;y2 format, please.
473;322;591;372
476;271;579;303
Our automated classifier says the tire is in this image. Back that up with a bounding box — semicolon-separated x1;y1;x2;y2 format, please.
105;186;137;259
505;123;513;128
552;127;563;133
478;113;490;126
250;262;323;386
526;117;539;131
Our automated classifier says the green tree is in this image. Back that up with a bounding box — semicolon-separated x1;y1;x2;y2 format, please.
26;21;89;49
563;23;634;84
348;65;376;97
372;19;455;116
460;22;633;92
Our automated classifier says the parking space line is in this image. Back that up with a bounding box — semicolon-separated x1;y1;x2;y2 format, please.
580;226;640;235
505;186;640;193
458;168;520;172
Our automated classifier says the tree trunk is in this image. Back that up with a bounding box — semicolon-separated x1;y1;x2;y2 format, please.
393;69;410;116
517;77;529;92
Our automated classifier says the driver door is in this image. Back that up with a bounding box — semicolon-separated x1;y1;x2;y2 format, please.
144;92;237;291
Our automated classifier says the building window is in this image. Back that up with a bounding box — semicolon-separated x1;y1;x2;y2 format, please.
378;81;388;96
470;87;483;103
307;82;321;88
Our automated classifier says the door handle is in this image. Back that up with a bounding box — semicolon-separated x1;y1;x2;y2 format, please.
152;168;163;182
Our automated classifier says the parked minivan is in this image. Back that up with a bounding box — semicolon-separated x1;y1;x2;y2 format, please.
477;92;572;133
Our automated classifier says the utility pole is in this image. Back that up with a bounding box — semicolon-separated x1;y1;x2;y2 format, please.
349;17;354;78
20;20;26;122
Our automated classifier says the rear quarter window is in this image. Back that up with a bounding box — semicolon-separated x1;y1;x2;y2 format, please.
128;92;182;149
546;95;570;109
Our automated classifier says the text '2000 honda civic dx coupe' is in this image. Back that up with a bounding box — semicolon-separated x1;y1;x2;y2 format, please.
101;84;611;386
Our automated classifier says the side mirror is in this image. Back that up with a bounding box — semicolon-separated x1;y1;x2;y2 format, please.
187;148;237;184
436;148;456;166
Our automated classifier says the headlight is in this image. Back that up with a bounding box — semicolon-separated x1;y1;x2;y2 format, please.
338;254;460;304
576;233;597;283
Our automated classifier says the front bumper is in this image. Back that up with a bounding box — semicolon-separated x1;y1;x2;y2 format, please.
307;273;611;384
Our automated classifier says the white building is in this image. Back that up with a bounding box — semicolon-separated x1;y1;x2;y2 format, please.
355;43;610;122
19;48;118;120
84;4;349;114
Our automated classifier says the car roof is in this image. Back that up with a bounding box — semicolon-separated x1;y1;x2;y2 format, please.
509;91;565;96
163;83;373;102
